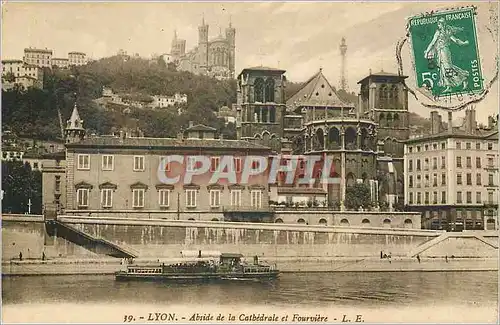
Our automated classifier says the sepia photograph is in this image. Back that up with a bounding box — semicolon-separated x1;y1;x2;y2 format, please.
1;1;499;323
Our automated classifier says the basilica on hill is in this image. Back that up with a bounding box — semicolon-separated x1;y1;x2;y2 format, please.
234;66;409;210
168;18;235;80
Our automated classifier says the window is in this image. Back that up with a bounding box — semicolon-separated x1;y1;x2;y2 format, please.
433;191;438;204
441;156;446;168
408;160;413;172
425;174;429;187
457;191;462;203
476;173;482;185
408;146;413;153
424;158;429;170
457;173;462;185
476;192;482;204
159;156;171;171
230;189;241;206
441;191;446;204
209;190;221;207
432;157;437;170
488;157;494;167
476;143;481;150
424;192;429;204
55;176;61;192
101;189;113;208
456;156;462;168
234;158;242;173
417;192;422;204
466;142;471;150
251;190;262;208
417;146;421;152
409;175;413;188
441;173;446;185
476;157;481;168
132;189;145;208
77;154;90;170
416;175;421;188
425;145;429;151
409;192;413;204
466;157;471;168
186;189;197;208
466;173;472;186
488;142;493;150
133;156;145;171
186;156;196;172
488;173;494;186
466;191;472;203
210;157;220;172
488;192;494;203
433;143;437;150
158;189;170;207
456;142;461;149
433;174;437;187
102;155;114;171
416;159;421;171
77;188;89;207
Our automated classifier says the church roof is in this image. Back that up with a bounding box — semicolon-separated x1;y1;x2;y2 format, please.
238;67;286;78
286;69;349;109
357;70;408;84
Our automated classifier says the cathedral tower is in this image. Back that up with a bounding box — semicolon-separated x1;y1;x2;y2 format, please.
198;17;209;72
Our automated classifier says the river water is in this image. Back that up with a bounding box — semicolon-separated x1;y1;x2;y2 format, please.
2;272;498;323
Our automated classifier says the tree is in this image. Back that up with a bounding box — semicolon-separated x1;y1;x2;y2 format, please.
2;160;42;214
345;183;372;210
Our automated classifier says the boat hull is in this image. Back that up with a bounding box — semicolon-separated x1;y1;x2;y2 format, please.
115;271;279;282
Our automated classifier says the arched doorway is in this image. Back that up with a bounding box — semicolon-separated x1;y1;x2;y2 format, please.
383;219;391;228
275;218;284;223
211;218;219;222
404;219;413;229
486;218;496;230
319;218;327;225
297;218;306;224
362;219;370;226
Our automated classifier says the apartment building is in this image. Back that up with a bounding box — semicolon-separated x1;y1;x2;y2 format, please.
23;48;53;68
404;109;499;231
2;60;44;90
68;52;86;66
52;58;69;68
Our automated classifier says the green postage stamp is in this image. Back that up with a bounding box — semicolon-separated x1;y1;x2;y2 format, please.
408;6;484;99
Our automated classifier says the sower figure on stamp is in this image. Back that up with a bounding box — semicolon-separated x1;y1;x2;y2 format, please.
424;17;470;93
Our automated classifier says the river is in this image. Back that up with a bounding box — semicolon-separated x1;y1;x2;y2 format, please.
2;272;498;323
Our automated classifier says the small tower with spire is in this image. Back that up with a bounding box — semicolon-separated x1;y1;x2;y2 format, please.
65;103;86;144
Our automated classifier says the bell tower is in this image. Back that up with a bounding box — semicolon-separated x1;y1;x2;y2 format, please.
64;103;85;144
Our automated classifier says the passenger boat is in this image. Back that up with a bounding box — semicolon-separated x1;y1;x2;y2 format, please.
115;252;279;282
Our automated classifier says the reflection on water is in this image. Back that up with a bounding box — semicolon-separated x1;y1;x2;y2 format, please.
2;272;497;307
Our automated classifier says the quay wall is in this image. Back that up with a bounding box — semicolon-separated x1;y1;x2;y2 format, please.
2;215;498;262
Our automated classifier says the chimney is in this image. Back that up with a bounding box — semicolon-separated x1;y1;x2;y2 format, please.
430;111;441;134
448;112;453;134
488;116;495;129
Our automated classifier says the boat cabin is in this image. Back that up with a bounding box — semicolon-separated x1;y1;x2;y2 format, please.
219;253;243;266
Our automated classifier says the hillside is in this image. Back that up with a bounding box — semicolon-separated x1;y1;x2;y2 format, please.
2;56;237;141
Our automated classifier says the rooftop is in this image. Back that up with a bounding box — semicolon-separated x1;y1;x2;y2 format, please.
238;66;286;78
286;69;350;109
66;136;271;151
357;70;408;84
405;128;498;143
24;48;53;53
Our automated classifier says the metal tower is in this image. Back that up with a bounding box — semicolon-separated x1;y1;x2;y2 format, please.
339;37;348;91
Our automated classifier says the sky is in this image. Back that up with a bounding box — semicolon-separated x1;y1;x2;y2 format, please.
2;1;498;123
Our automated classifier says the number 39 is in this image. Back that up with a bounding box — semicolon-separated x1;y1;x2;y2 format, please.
422;72;438;89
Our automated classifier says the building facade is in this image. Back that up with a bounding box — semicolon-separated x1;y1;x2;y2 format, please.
170;19;235;80
23;48;53;68
2;60;44;90
52;58;69;68
68;52;87;66
404;109;499;231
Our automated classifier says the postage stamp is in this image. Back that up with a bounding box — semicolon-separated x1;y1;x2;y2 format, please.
407;6;484;100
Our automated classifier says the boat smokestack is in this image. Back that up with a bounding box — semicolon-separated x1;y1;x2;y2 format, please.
198;250;202;258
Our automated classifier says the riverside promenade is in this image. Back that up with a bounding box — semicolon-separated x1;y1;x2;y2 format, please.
2;255;498;276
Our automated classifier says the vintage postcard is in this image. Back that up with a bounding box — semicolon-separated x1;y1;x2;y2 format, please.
1;1;499;324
